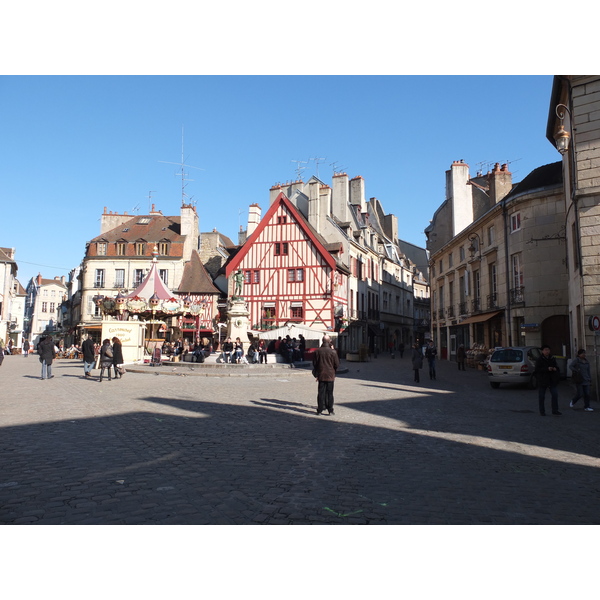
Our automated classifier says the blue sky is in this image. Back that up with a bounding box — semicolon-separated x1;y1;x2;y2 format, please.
0;75;561;286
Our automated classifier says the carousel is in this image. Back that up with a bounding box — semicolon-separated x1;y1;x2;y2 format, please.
94;246;213;364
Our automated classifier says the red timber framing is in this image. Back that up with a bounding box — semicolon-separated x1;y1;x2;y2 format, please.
226;193;345;332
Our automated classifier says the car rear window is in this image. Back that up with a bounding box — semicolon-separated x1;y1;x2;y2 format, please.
491;349;523;363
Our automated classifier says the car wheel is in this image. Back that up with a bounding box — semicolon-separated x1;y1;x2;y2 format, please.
528;374;538;390
490;382;500;389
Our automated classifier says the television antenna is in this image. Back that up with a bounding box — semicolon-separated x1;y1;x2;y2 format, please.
330;161;346;175
159;127;204;207
146;191;157;213
310;156;326;178
291;159;308;181
131;202;141;215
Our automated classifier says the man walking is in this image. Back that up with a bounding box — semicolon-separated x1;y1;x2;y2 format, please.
535;345;561;416
312;334;340;416
23;339;30;357
38;335;56;380
425;341;437;380
569;349;594;411
82;335;96;379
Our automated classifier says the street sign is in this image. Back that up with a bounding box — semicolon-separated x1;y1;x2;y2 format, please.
588;315;600;331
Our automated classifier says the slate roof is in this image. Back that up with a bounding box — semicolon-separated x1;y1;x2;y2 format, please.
91;215;183;242
177;250;221;295
504;162;563;201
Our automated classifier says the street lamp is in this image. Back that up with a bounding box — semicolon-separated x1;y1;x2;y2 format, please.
554;104;571;155
468;232;481;259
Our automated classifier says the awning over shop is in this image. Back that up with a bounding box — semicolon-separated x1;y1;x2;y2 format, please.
254;323;338;341
458;310;503;326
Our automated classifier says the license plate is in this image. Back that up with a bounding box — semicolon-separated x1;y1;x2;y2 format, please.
499;365;513;370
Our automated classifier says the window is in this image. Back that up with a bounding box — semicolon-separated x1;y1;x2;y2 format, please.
114;269;125;288
116;242;126;255
512;254;523;287
94;269;105;288
244;270;252;284
474;270;480;300
263;306;276;320
287;268;304;282
290;304;303;319
253;270;260;284
448;252;453;268
487;225;495;245
489;264;497;296
42;302;48;312
158;242;169;255
572;222;579;270
274;242;289;256
134;269;145;286
97;242;107;255
50;302;55;312
159;269;168;286
510;212;521;232
438;259;443;273
277;216;287;224
459;246;465;262
135;242;145;256
43;289;48;296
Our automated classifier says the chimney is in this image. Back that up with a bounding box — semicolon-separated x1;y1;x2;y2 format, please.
247;204;262;237
180;204;199;261
383;214;398;244
447;160;473;236
350;176;366;213
308;180;322;231
488;163;513;204
332;173;350;222
37;273;42;286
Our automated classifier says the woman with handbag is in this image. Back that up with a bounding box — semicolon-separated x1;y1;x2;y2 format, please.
111;337;124;379
99;339;113;382
569;349;593;411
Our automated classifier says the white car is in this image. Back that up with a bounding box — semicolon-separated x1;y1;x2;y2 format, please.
487;346;542;389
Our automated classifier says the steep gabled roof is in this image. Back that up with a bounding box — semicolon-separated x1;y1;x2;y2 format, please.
177;250;220;295
225;193;337;275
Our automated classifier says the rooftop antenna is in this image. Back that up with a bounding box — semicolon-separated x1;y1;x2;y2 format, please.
131;203;141;215
330;161;346;175
159;127;204;207
146;191;156;213
291;159;308;181
310;156;326;178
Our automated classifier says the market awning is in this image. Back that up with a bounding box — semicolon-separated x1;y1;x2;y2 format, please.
255;323;338;341
458;310;503;326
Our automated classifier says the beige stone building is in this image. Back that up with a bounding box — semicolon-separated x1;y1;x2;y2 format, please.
426;160;568;361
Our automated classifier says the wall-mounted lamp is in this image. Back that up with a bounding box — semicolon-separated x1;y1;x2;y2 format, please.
468;232;481;259
554;104;572;155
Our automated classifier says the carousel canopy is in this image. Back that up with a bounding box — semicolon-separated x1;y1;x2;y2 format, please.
127;250;174;301
256;323;338;341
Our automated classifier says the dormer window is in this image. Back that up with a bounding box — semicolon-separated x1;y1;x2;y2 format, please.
135;242;145;256
97;242;107;256
158;242;169;255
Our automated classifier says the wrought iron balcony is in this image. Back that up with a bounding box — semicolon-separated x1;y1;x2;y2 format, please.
510;286;525;305
487;294;498;310
472;298;481;313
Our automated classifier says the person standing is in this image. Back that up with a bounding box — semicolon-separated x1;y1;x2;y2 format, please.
535;345;561;416
457;344;467;371
425;341;437;380
38;335;56;380
22;339;30;357
81;334;96;378
312;334;340;416
98;338;113;382
411;343;423;383
111;337;124;379
258;340;268;364
398;342;405;359
569;349;593;411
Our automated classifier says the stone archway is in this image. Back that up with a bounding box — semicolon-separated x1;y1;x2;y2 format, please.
541;315;570;357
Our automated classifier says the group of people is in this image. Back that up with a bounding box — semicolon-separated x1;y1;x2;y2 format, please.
81;335;124;382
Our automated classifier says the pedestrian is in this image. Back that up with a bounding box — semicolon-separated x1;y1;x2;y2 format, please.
425;341;437;380
0;339;4;367
234;337;244;363
569;349;594;411
258;339;268;364
411;343;423;383
535;344;561;416
312;334;340;416
398;342;405;359
98;338;113;382
111;337;124;379
81;334;96;379
22;339;30;357
457;344;467;371
38;334;56;380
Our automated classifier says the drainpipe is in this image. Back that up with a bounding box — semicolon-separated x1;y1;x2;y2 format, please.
502;199;512;347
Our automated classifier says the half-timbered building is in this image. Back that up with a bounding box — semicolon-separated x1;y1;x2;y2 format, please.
224;193;349;334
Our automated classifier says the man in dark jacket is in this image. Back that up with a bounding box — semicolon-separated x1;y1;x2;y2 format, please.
38;335;56;380
81;335;96;378
535;345;561;416
312;334;340;416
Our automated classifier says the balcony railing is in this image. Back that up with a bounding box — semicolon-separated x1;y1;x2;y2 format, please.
510;286;525;305
438;308;445;320
472;297;481;313
487;293;498;310
458;301;468;315
446;305;455;319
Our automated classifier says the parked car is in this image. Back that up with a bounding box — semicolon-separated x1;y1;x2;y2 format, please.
487;346;542;389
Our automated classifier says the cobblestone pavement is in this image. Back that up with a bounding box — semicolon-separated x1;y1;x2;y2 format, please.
1;352;599;525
